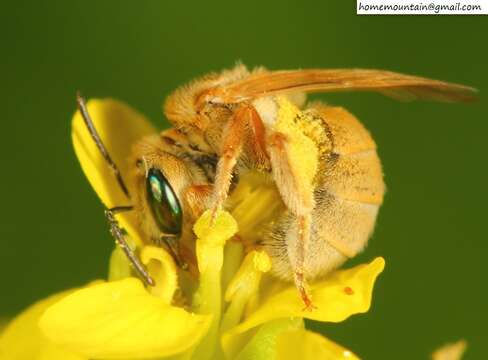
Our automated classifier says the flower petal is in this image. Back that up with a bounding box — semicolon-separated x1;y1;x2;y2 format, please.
38;342;87;360
275;329;360;360
39;278;211;359
72;98;156;244
0;319;8;333
432;340;467;360
0;289;86;360
226;318;303;360
225;257;385;337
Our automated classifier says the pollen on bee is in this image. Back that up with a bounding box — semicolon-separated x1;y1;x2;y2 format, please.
344;286;354;295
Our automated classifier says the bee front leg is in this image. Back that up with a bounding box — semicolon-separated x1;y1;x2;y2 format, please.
185;184;214;220
210;105;254;219
267;132;317;311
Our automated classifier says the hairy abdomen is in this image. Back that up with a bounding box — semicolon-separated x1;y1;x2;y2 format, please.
263;103;385;281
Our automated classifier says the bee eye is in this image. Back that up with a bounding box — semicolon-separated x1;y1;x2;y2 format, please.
146;168;182;235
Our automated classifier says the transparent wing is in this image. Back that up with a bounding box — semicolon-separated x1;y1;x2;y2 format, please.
207;69;477;103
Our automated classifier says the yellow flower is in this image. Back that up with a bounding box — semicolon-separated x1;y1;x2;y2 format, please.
0;99;385;360
432;340;467;360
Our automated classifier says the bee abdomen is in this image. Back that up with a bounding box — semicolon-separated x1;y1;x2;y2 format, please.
309;103;385;205
323;150;385;205
295;109;333;162
263;104;385;281
308;103;377;156
310;104;385;258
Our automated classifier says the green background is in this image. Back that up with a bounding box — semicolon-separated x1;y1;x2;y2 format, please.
1;1;486;359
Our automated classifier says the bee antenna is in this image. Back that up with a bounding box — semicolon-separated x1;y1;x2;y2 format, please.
76;92;131;198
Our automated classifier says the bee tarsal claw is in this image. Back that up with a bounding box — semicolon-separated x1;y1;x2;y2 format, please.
299;288;317;312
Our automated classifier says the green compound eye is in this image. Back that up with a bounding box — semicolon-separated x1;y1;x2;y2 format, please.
146;168;182;235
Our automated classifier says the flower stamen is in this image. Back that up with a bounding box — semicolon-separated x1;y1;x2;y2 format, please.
221;250;271;333
140;246;178;304
191;209;238;360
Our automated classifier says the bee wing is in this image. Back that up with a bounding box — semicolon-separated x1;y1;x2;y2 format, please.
209;69;477;103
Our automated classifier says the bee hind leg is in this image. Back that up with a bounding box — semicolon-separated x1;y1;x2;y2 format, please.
267;132;317;311
294;213;317;311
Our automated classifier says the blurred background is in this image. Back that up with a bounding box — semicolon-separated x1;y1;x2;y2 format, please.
1;1;486;359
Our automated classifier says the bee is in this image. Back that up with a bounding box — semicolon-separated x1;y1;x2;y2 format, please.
77;64;476;309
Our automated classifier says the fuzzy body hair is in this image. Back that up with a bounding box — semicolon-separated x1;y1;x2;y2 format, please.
132;64;385;282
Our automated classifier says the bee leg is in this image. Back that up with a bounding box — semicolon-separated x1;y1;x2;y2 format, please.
105;206;155;286
210;105;251;220
185;184;214;219
294;213;316;311
266;132;317;310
